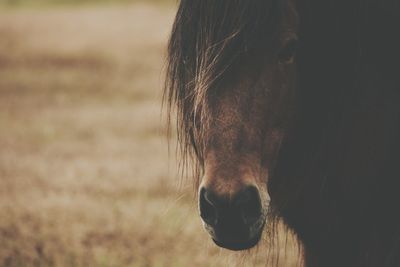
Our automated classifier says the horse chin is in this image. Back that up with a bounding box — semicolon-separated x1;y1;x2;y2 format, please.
212;227;264;251
209;218;266;251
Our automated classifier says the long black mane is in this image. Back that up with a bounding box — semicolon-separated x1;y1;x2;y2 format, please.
272;0;400;266
165;0;285;187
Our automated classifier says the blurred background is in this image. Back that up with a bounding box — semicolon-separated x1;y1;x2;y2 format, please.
0;1;299;266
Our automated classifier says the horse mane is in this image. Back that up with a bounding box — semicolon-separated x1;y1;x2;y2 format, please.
271;0;400;265
164;0;284;189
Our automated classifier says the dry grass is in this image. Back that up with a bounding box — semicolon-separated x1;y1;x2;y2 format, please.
0;3;301;267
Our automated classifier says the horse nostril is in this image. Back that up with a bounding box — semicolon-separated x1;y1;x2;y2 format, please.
199;186;264;250
235;186;262;225
199;188;218;226
199;186;262;227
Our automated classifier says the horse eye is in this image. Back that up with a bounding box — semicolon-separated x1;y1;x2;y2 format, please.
278;38;297;64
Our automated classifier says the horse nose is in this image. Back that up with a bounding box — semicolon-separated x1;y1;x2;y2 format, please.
199;186;262;227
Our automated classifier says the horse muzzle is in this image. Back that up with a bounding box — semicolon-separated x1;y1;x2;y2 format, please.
199;186;266;251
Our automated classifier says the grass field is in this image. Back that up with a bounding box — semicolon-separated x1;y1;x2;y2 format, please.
0;2;300;266
0;0;173;8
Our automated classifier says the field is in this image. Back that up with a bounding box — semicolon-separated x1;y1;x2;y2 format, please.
0;2;300;266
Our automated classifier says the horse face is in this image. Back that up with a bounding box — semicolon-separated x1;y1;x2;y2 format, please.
198;35;297;250
165;0;298;252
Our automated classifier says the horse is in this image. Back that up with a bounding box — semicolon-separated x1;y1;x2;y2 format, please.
164;0;400;266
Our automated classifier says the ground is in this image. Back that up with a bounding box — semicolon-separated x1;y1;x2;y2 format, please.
0;2;299;266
